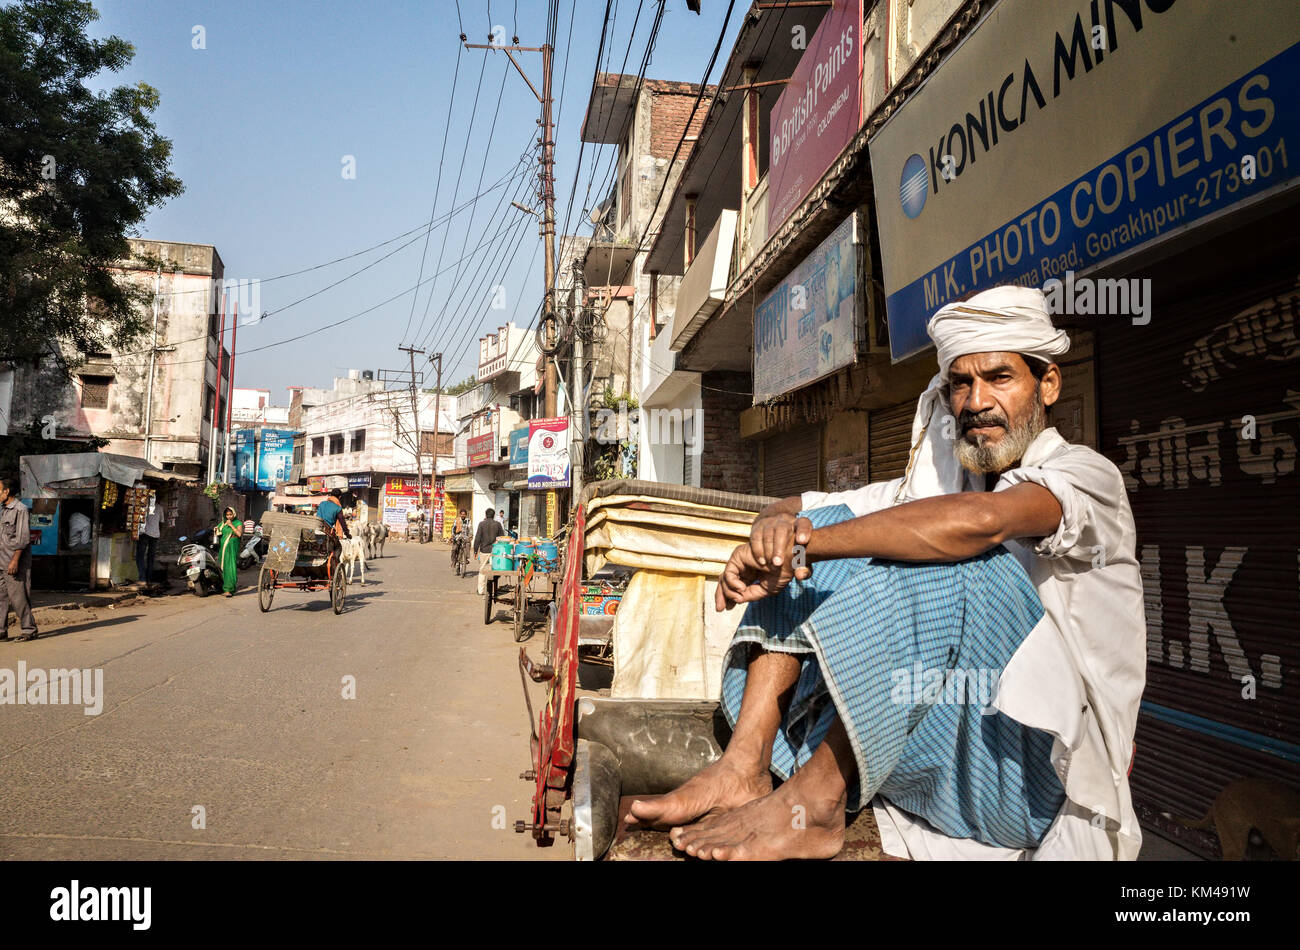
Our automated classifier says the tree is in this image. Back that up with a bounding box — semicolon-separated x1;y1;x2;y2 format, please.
433;374;478;396
0;0;183;366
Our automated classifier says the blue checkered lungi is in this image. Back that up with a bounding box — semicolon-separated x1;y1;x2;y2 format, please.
721;504;1067;850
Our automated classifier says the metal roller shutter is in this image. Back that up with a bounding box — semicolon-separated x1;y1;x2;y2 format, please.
760;425;821;498
869;400;916;482
1096;242;1300;857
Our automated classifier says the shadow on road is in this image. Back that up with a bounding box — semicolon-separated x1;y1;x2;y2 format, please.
16;614;141;640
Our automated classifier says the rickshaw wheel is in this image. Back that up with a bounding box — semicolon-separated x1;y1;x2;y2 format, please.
258;565;275;613
513;583;527;642
330;565;346;614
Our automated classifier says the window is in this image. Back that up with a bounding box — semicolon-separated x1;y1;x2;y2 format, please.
311;437;325;457
329;433;345;455
80;375;111;409
351;428;366;452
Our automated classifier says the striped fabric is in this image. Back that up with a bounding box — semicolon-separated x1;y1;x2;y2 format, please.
722;504;1067;850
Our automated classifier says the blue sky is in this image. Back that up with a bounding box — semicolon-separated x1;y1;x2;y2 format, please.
89;0;742;398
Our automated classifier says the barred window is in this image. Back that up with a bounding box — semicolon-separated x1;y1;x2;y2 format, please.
329;433;345;455
80;375;111;409
351;428;366;452
311;437;325;457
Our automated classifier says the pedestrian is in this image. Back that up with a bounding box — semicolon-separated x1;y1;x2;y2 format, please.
474;507;507;596
135;493;161;586
0;476;39;642
217;506;243;598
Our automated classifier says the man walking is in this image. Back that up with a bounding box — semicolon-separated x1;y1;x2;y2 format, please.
474;507;506;596
0;476;39;642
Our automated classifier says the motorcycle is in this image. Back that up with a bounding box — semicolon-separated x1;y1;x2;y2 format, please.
177;528;223;597
237;523;267;570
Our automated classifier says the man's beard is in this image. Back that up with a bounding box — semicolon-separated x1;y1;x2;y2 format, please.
954;388;1047;475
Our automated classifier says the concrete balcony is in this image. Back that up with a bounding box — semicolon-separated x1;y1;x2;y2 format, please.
669;209;737;353
739;174;769;272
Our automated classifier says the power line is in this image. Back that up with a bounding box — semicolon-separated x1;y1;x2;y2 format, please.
401;40;466;344
405;50;490;346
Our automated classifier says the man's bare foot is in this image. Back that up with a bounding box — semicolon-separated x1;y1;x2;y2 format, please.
668;770;846;860
626;755;772;829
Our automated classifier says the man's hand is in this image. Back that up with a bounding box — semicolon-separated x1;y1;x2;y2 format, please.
714;538;812;611
6;555;19;577
748;511;813;569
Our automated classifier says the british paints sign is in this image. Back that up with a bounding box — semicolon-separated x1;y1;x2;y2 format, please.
767;0;862;235
527;418;570;489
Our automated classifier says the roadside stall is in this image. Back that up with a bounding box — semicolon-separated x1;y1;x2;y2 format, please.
19;452;197;590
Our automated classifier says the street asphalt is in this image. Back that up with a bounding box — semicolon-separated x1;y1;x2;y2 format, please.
0;541;568;860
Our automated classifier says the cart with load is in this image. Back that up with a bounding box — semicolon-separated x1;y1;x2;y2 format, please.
484;536;562;642
256;510;348;614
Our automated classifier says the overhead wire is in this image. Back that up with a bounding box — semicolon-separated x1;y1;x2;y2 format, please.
401;38;465;344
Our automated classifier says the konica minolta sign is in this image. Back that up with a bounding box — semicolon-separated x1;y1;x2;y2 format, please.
870;0;1300;360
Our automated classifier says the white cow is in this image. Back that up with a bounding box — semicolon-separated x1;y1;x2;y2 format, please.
339;536;366;585
363;521;389;558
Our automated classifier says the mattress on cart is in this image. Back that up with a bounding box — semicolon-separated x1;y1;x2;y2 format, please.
575;480;780;703
262;511;332;573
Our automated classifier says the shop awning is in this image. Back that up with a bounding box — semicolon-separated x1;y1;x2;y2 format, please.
444;473;475;493
269;494;319;509
19;452;184;499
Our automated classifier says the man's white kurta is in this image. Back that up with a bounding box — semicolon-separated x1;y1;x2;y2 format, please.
801;427;1147;860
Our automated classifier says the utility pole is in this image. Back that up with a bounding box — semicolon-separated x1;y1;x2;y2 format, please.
223;302;239;483
143;266;161;467
207;292;226;486
398;345;425;541
465;35;556;418
429;352;443;543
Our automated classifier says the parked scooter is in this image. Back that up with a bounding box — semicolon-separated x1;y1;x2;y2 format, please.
177;528;223;597
237;523;267;570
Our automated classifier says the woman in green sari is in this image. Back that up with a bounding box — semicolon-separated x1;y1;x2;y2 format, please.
218;506;243;597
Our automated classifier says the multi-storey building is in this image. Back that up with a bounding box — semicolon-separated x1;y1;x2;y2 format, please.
4;239;231;478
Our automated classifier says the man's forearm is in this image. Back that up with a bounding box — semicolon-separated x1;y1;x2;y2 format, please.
755;495;802;522
803;484;1062;564
805;495;1006;564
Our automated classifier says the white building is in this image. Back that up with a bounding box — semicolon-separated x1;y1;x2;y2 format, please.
294;370;457;531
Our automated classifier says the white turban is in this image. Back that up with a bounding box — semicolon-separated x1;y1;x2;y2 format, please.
895;286;1070;503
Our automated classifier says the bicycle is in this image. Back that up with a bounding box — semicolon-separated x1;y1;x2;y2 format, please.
450;533;470;576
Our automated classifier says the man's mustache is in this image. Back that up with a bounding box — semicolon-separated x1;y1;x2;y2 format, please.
959;410;1008;431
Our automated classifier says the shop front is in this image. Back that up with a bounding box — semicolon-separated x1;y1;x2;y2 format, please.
19;452;206;590
867;0;1300;855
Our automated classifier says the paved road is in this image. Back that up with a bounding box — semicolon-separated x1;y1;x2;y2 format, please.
0;542;566;860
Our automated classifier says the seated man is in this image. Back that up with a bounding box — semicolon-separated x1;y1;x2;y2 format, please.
316;491;351;542
628;286;1146;861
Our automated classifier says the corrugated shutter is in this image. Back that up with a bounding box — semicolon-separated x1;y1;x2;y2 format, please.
1096;238;1300;857
761;425;820;498
869;400;915;482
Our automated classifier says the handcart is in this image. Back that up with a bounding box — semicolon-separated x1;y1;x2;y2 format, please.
513;480;779;857
485;560;561;642
256;510;348;614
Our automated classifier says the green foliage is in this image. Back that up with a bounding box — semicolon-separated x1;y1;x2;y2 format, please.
599;386;638;411
438;374;478;396
0;0;184;366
